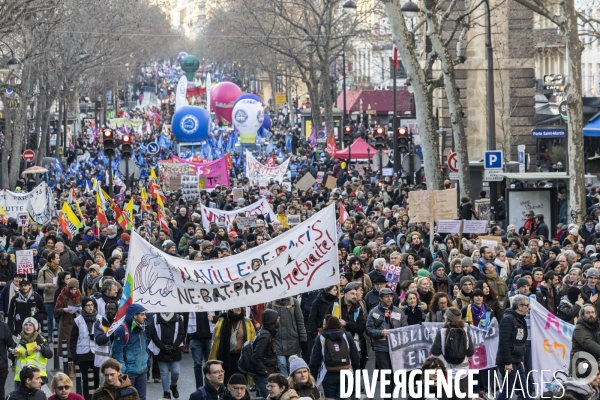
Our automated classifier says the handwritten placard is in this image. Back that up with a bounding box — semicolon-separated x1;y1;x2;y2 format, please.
438;220;462;233
463;220;488;234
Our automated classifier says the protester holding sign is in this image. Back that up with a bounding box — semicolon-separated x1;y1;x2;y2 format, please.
7;276;46;335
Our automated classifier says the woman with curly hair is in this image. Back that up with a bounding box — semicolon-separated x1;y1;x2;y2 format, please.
425;292;451;322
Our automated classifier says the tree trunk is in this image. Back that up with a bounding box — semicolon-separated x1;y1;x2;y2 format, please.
321;67;335;140
1;97;12;189
423;0;472;199
269;72;277;108
9;66;31;188
562;0;585;224
307;78;323;136
383;0;443;189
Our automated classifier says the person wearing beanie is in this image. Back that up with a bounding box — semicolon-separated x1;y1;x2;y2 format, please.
580;267;600;318
56;278;81;365
6;275;46;336
453;276;475;309
70;296;99;399
245;233;256;249
67;257;86;291
460;256;484;282
462;288;494;330
178;222;197;256
250;309;280;398
557;286;584;324
430;307;474;394
12;316;52;386
287;355;320;400
223;373;250;400
232;239;246;254
102;268;115;279
163;240;179;257
429;261;453;296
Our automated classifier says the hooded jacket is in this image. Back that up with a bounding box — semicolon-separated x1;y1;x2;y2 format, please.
91;375;139;400
112;304;148;374
557;295;583;325
7;384;48;400
251;309;279;377
308;328;360;381
496;309;527;365
267;297;307;357
570;317;600;375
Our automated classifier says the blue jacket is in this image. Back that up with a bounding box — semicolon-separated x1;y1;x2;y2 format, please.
112;304;148;374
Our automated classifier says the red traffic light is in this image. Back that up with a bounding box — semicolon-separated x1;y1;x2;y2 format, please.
375;127;385;135
397;127;408;137
103;129;113;138
122;135;131;143
344;126;352;133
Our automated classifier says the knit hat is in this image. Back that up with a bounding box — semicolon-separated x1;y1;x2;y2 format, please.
340;271;353;282
103;268;115;278
201;241;213;250
431;261;445;272
567;286;582;303
289;356;309;376
73;257;83;267
121;233;130;242
549;246;561;256
88;264;100;274
246;233;256;242
417;269;430;277
371;273;387;284
30;244;38;250
228;373;247;386
163;240;177;252
444;308;461;322
587;268;599;278
81;296;97;310
505;250;515;258
344;282;362;293
459;276;475;287
516;278;530;289
461;257;473;267
67;278;79;289
570;228;579;237
233;238;244;250
23;317;39;331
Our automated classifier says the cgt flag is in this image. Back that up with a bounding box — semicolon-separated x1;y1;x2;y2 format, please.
59;202;81;240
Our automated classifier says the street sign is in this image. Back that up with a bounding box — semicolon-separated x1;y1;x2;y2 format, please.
118;159;141;180
17;212;28;227
484;169;504;181
447;151;458;172
382;168;394;176
449;172;459;181
401;154;421;173
484;150;503;169
147;142;159;154
559;101;568;121
371;152;390;168
22;149;35;162
316;131;326;143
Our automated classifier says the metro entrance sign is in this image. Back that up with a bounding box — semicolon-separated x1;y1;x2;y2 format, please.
22;149;35;162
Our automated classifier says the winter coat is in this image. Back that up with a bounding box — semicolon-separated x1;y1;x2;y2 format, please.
307;291;336;340
366;303;408;352
91;375;139;400
149;313;186;362
58;248;78;269
430;324;475;368
308;329;360;380
267;297;307;356
570;318;600;375
496;309;528;365
452;290;472;309
429;272;453;296
7;385;47;400
364;286;398;312
251;309;279;377
425;309;445;323
0;261;16;285
70;312;97;363
485;273;509;303
535;282;559;315
293;385;320;400
579;283;600;318
37;264;64;303
267;389;299;400
189;383;225;400
112;303;149;375
7;291;46;335
0;320;13;371
557;296;583;325
399;305;426;325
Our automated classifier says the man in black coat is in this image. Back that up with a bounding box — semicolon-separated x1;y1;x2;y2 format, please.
7;277;46;335
534;214;550;240
251;309;279;399
188;360;225;400
7;366;46;400
496;295;531;400
0;317;13;399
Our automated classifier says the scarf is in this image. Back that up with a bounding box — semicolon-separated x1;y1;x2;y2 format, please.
81;307;98;323
57;286;81;308
20;329;39;344
418;289;433;307
215;310;247;373
97;260;105;268
15;288;32;303
46;261;59;273
466;303;488;329
84;274;102;292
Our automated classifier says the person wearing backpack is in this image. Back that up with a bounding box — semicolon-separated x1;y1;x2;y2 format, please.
430;307;475;399
308;315;359;400
267;297;308;377
250;309;280;398
365;287;407;396
112;304;148;400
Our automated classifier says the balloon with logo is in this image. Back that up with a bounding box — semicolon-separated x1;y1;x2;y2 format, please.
262;114;272;131
233;93;264;107
171;105;210;143
232;99;264;144
177;52;188;62
180;55;199;82
210;82;242;124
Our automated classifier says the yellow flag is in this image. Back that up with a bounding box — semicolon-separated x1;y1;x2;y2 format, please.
331;302;341;319
124;198;134;218
156;192;165;209
140;188;148;201
74;201;85;227
150;168;157;180
60;203;81;240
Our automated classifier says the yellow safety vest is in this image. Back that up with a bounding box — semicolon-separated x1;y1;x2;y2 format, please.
14;342;48;381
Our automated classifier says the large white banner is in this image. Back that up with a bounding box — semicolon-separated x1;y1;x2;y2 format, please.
200;198;276;230
125;204;338;312
245;150;290;186
387;319;499;372
530;301;573;392
0;183;52;222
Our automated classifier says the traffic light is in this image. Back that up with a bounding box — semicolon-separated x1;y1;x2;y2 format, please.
95;100;102;111
161;99;167;111
374;127;386;150
169;102;175;114
121;135;132;158
343;125;353;143
397;126;409;153
102;128;115;156
292;97;298;109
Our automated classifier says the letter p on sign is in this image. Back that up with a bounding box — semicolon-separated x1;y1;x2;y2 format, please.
484;150;503;169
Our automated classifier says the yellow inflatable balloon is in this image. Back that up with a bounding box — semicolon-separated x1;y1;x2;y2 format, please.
341;161;346;169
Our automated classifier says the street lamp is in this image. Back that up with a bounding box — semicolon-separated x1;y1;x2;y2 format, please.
400;1;420;18
342;0;357;14
78;49;88;59
0;40;22;70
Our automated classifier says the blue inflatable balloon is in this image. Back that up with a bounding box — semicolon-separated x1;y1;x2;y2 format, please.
171;106;210;143
233;93;264;107
262;114;272;130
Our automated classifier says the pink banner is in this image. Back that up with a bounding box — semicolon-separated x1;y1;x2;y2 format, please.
172;156;230;189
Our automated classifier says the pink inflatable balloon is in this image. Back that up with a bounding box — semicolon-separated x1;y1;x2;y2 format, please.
210;82;242;124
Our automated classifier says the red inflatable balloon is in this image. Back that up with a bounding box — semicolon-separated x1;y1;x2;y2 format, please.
210;82;242;124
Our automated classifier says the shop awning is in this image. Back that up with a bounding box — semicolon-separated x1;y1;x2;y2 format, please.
584;114;600;137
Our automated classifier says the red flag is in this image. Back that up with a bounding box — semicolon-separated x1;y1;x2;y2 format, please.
339;201;349;224
326;135;337;157
158;207;170;233
149;181;166;203
393;44;399;70
112;204;129;231
96;205;109;226
225;153;234;171
59;213;73;241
